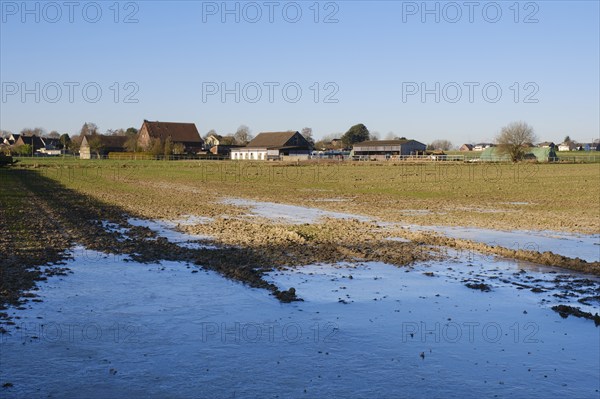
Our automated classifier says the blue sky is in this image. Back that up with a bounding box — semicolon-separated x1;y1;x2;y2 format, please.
1;0;599;144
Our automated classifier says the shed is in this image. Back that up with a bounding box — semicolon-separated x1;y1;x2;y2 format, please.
352;139;427;160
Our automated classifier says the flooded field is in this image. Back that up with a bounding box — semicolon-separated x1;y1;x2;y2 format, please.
2;200;599;398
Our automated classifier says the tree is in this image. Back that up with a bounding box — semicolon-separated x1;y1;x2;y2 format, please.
428;139;453;151
205;129;217;139
495;121;537;162
384;132;396;140
125;127;138;136
47;131;60;139
20;127;46;137
234;125;253;145
15;144;33;156
164;136;173;158
0;130;12;138
220;136;236;145
149;138;164;157
173;143;186;155
301;127;314;145
125;134;140;152
370;131;380;141
106;128;126;136
80;122;99;137
59;134;71;152
341;123;370;148
70;135;83;154
87;135;104;158
563;135;571;144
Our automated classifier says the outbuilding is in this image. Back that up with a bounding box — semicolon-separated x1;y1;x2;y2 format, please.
351;139;427;160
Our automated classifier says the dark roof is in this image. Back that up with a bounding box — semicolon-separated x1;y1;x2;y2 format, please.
142;121;202;144
354;140;412;147
83;135;128;149
17;135;45;148
246;131;305;148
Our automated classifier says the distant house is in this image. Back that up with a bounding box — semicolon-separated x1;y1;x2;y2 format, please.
204;133;236;149
14;135;45;152
558;142;577;151
459;144;474;151
230;131;311;161
7;134;20;144
351;139;427;160
80;135;128;159
330;138;343;149
209;144;243;157
473;143;495;151
581;142;600;151
537;142;555;149
138;120;204;154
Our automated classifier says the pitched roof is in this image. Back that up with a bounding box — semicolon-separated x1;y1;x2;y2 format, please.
354;140;411;147
142;121;202;143
83;135;128;149
16;135;45;148
246;131;303;148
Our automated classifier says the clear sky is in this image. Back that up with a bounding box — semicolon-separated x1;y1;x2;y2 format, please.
1;0;599;145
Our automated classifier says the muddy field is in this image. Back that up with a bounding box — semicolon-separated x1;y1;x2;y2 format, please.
1;160;599;397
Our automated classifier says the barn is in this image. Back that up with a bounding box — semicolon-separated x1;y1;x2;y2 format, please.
138;120;204;154
351;139;427;160
230;131;311;161
80;135;128;159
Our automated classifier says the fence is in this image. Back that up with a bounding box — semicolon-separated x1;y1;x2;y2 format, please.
11;153;600;163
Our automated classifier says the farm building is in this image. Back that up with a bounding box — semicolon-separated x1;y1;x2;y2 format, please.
80;135;128;159
480;147;557;162
582;142;600;151
473;143;495;151
230;131;311;161
351;139;427;160
459;144;474;151
14;135;45;152
138;120;204;154
6;134;20;145
537;141;555;148
558;142;577;151
209;144;242;157
204;133;236;149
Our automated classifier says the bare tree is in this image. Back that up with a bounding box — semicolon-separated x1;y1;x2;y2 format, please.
205;129;218;139
80;122;99;137
234;125;253;145
87;135;104;158
301;127;314;145
428;139;453;151
384;131;396;140
106;128;126;136
21;127;46;137
370;131;380;141
496;121;537;162
173;143;186;155
47;131;61;139
125;134;140;152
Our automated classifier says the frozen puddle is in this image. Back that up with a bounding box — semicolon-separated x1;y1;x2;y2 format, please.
406;226;600;263
128;216;215;249
223;198;372;224
1;247;599;398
